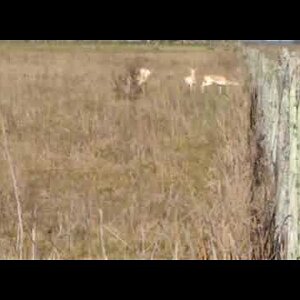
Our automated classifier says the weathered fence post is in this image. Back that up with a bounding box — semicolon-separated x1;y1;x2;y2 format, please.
246;47;300;259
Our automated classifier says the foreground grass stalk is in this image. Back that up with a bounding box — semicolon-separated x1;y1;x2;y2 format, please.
99;209;108;260
1;115;24;259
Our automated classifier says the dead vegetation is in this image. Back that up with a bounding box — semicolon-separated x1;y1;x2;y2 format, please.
112;61;144;101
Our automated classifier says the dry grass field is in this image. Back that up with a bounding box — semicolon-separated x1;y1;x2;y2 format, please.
0;41;269;259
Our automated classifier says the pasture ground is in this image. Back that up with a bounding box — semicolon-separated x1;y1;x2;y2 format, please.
0;41;264;259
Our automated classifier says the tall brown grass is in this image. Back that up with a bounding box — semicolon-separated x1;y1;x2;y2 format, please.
0;42;271;259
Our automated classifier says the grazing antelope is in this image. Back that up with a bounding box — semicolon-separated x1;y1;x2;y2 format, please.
201;75;239;94
184;68;197;92
136;68;152;94
137;68;152;86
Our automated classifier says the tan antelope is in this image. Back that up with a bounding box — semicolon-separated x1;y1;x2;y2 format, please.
201;75;239;94
137;68;152;86
184;68;196;92
136;68;152;94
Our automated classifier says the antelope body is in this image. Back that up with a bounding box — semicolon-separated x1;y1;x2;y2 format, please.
201;75;239;94
137;68;152;86
184;68;196;92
